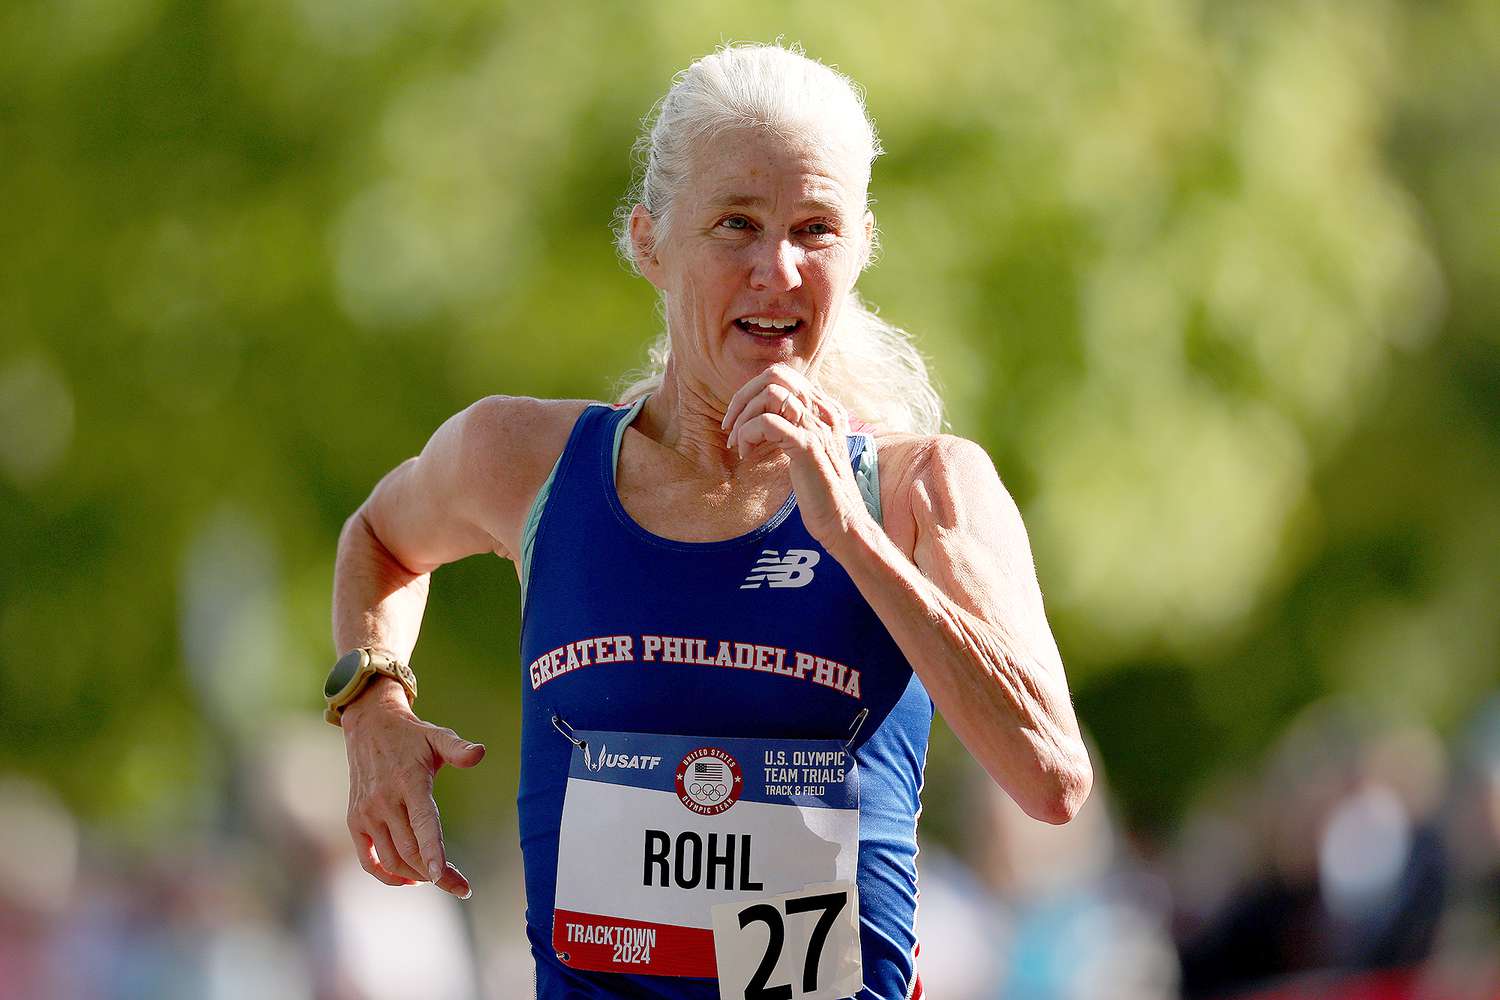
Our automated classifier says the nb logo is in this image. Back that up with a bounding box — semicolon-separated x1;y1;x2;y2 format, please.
740;549;821;589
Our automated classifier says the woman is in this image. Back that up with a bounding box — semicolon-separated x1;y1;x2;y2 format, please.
329;42;1092;999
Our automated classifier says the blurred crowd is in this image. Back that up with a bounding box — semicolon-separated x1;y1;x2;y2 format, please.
3;694;1500;1000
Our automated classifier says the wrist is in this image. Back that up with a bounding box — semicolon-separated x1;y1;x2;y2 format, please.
341;676;412;729
325;646;418;727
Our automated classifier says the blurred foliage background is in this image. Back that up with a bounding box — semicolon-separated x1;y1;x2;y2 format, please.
1;0;1497;996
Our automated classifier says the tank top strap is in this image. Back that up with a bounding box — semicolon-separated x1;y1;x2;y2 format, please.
849;431;882;528
519;398;646;616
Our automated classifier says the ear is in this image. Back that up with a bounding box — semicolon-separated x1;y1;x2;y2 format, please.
629;204;666;289
860;209;875;271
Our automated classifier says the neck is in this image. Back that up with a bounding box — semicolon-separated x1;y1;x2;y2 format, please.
636;358;786;481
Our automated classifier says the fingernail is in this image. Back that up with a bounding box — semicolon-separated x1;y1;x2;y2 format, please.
428;862;441;881
460;887;473;900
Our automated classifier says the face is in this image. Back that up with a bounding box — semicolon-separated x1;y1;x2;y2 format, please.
630;127;874;400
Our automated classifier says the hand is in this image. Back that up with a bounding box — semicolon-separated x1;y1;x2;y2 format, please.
720;363;874;550
341;678;486;898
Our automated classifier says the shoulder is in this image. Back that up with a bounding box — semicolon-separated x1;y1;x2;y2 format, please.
447;394;602;560
458;394;597;462
359;395;606;574
868;432;1020;561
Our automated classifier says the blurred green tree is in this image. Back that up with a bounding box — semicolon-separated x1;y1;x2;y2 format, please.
0;0;1494;843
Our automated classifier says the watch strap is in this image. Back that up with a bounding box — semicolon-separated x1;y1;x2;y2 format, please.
324;647;418;726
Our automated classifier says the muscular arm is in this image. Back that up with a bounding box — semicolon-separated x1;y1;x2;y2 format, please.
332;399;503;678
331;394;570;688
830;435;1092;824
329;395;581;895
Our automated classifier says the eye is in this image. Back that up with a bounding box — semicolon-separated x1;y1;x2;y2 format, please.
805;221;833;235
719;215;752;231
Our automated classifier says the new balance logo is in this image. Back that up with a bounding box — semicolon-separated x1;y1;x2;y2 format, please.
740;549;821;589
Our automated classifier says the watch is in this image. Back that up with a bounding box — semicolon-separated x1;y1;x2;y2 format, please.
324;647;418;726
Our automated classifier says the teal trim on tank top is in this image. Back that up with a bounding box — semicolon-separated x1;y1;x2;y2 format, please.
517;393;883;614
856;430;882;527
518;396;647;615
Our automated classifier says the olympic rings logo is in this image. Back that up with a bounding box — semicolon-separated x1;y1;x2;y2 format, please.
675;747;744;816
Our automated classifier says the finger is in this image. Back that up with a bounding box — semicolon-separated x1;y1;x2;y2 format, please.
800;392;844;454
387;805;429;883
721;369;778;432
721;363;809;433
429;727;487;770
814;396;850;458
406;789;448;882
768;383;806;425
735;380;826;447
771;362;818;402
808;392;849;440
433;859;473;900
728;386;801;449
371;821;427;882
354;829;415;887
734;412;809;459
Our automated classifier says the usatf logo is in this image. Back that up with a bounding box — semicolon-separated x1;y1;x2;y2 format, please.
584;743;663;773
740;549;820;589
675;747;743;815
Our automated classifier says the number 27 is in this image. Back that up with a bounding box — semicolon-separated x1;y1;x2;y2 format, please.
737;890;848;1000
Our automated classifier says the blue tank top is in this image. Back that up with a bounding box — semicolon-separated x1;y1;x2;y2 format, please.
517;396;933;999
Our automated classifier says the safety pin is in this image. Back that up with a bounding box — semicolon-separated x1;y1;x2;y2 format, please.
843;707;869;751
551;712;586;750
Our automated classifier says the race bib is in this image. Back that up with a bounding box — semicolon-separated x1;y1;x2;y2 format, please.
551;729;862;996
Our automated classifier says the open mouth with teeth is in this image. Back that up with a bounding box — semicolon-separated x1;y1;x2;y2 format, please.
735;317;803;338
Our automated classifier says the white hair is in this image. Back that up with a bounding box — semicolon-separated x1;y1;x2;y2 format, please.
611;41;944;435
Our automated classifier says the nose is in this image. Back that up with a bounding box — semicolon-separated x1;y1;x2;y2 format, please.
749;235;803;292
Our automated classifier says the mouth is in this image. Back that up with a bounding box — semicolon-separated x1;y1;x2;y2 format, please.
734;317;803;339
